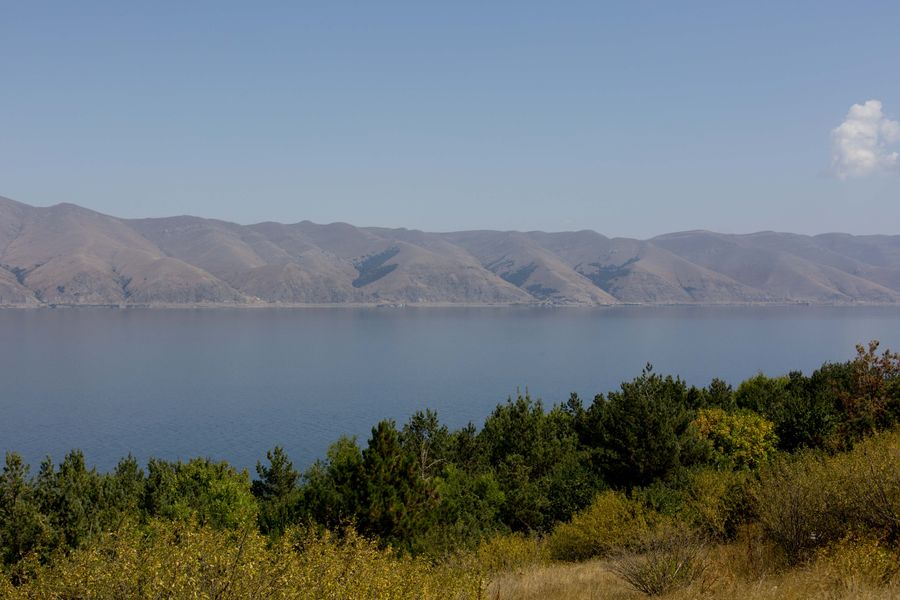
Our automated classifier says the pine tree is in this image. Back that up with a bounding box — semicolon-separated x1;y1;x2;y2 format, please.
358;420;434;547
252;446;299;535
0;453;51;567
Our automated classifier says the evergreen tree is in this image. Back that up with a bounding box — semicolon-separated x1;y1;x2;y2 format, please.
590;366;698;489
34;451;105;549
358;420;433;547
252;446;299;535
298;436;364;530
401;410;450;481
0;453;51;567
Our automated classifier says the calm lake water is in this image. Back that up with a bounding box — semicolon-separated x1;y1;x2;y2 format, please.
3;306;900;472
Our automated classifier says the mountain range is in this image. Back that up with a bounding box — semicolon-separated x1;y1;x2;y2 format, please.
2;195;900;307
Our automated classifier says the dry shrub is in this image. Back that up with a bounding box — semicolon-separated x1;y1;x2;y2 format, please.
815;536;900;589
609;527;710;597
753;429;900;564
752;451;841;563
546;490;665;562
836;431;900;541
473;531;546;575
487;551;900;600
679;468;750;540
726;523;788;580
4;519;483;599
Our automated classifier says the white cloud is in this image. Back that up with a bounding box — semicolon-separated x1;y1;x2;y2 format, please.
831;100;900;179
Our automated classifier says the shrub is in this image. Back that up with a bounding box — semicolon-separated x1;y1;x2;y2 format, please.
609;527;709;597
4;520;483;599
546;490;664;561
474;532;546;575
679;468;750;540
752;451;845;563
143;457;257;529
692;408;778;470
833;429;900;542
815;536;900;588
753;429;900;563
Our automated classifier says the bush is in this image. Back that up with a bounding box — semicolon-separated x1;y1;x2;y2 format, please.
609;527;709;597
679;468;750;540
143;458;257;529
692;408;778;469
4;520;483;599
815;536;900;588
753;429;900;563
474;532;546;575
546;491;665;561
833;430;900;542
752;451;845;563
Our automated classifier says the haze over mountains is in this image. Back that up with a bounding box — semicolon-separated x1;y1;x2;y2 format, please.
2;195;900;307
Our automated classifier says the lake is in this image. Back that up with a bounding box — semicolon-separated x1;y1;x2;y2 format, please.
2;306;900;473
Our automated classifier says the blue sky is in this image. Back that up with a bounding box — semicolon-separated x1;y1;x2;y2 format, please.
2;1;898;237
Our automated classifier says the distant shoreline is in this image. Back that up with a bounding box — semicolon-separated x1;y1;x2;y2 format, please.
4;197;900;308
3;300;900;310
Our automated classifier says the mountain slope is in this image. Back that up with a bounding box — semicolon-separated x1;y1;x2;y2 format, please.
443;231;618;304
651;231;900;303
1;196;899;306
524;231;772;304
0;202;244;305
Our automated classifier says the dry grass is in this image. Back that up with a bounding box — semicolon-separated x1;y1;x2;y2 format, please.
488;559;639;600
487;537;900;600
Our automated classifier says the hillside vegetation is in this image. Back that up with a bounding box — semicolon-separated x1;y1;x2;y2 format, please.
2;341;900;598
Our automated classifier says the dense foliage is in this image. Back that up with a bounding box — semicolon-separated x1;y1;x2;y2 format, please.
2;340;900;596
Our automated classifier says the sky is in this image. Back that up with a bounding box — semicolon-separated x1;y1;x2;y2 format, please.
1;1;899;238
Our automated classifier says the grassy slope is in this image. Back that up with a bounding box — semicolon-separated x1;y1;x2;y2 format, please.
488;541;900;600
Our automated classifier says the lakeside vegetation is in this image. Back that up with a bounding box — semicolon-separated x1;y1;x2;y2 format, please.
2;341;900;598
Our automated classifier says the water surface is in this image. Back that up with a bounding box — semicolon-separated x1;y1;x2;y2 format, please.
2;306;899;472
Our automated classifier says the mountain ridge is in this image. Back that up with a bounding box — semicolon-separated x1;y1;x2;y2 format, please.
2;195;900;307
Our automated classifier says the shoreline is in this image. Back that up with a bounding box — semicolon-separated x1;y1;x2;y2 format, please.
3;300;900;310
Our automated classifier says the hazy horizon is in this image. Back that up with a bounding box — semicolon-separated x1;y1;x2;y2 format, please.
4;193;900;239
3;2;899;238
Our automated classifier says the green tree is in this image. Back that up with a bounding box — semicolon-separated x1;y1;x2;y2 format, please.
735;373;790;417
0;453;52;567
479;393;595;530
835;340;900;443
446;422;484;474
401;409;450;481
298;435;364;530
143;458;256;529
414;465;506;554
588;366;700;489
357;420;434;547
34;451;105;549
252;446;299;535
701;378;737;411
776;370;838;451
102;454;145;524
